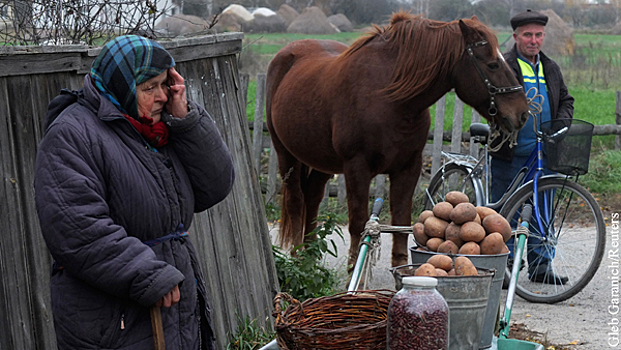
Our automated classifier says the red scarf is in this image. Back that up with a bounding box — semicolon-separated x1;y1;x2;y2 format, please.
124;114;169;148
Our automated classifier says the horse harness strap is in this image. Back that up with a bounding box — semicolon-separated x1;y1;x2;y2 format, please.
466;40;523;116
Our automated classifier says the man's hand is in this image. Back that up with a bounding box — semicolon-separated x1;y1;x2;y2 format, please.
166;68;188;119
155;285;180;308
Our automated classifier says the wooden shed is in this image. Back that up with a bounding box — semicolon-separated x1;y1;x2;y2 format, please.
0;33;279;349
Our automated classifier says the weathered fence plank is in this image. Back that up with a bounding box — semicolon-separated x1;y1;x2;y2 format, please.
253;74;266;174
0;34;278;350
431;95;447;176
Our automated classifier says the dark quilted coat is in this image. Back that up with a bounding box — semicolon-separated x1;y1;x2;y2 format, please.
34;75;235;350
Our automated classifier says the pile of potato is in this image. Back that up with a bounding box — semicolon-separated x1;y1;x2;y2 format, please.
415;255;479;277
413;191;511;255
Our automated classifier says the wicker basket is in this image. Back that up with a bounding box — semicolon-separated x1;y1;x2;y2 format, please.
273;290;395;350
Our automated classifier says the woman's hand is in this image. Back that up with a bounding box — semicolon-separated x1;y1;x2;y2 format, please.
155;285;180;308
166;68;188;119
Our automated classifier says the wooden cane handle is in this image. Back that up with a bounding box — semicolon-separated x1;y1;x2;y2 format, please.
150;306;166;350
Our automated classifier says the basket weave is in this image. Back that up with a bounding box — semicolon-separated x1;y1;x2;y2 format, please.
273;290;395;350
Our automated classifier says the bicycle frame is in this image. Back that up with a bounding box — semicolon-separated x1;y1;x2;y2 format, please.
431;112;573;242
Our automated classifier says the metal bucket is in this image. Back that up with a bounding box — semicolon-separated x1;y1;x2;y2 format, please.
410;248;509;349
391;264;494;350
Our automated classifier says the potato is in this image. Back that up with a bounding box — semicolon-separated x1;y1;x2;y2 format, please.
450;202;478;224
459;241;481;255
415;263;437;276
445;191;470;207
427;254;453;271
412;222;429;246
476;206;498;221
435;268;449;277
444;223;464;247
482;213;512;242
426;237;444;252
459;221;486;242
424;216;449;238
473;213;481;225
437;240;459;254
448;268;457;276
501;243;510;254
480;232;505;255
432;202;453;221
455;256;478;276
418;210;435;223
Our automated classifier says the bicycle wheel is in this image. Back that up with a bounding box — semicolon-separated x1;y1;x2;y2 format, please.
500;177;605;303
424;163;478;210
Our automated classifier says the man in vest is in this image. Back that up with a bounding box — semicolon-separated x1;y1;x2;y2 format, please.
491;9;574;285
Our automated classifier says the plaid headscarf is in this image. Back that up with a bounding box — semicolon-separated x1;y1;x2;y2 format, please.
90;35;175;120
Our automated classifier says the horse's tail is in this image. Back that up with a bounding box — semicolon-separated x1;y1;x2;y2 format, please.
266;44;307;250
277;163;308;250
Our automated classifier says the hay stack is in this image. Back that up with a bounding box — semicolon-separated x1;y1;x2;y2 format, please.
223;4;254;22
504;9;574;57
328;13;353;32
277;4;299;27
155;14;209;36
246;13;287;33
287;6;337;34
210;12;245;33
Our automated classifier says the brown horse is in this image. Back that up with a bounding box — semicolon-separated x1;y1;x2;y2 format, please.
266;12;529;268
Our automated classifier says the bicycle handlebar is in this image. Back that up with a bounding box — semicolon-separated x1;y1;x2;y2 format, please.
520;204;533;224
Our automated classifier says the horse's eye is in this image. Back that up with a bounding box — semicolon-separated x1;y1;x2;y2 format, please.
487;62;500;70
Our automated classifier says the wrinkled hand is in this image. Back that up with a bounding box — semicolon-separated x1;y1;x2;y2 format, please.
155;285;180;308
166;68;188;119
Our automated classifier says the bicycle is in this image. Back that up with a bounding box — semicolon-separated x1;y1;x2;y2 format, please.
423;111;605;304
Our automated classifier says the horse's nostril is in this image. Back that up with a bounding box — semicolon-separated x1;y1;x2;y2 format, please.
521;112;528;124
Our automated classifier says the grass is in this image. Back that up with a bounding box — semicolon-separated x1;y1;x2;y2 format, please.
226;315;274;350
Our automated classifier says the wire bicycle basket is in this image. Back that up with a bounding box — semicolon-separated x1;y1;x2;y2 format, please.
541;119;594;176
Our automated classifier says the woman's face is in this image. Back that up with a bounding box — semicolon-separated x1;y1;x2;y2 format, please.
136;71;169;124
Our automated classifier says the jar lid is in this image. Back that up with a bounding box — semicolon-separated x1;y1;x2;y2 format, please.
402;276;438;287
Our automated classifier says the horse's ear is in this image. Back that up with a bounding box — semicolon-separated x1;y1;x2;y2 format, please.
471;15;480;22
458;20;474;38
459;19;482;43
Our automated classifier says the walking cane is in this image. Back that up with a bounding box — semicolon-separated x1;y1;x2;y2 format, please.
150;306;166;350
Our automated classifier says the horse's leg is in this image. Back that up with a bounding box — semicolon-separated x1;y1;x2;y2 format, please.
388;157;423;267
301;169;333;243
343;159;373;269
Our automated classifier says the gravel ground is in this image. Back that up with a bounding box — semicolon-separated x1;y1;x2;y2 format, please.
270;216;619;350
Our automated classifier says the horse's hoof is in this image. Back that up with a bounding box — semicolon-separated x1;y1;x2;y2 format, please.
391;256;409;268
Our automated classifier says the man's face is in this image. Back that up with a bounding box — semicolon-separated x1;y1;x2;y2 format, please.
513;23;545;63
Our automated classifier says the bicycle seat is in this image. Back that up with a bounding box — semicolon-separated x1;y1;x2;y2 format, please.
470;123;490;144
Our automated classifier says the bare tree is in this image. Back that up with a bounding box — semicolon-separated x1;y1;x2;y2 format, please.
0;0;177;46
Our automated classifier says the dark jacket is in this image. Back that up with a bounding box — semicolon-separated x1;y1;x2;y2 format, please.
490;44;574;161
34;75;235;350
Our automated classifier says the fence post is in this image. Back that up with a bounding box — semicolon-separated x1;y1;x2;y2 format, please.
252;74;266;174
451;97;464;153
470;110;481;157
267;141;279;205
374;174;386;199
239;74;249;114
431;95;446;176
337;175;346;206
615;91;621;151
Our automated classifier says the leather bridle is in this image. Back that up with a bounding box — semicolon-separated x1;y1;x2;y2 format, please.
466;40;523;116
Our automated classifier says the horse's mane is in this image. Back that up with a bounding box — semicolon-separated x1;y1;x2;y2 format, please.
340;11;499;102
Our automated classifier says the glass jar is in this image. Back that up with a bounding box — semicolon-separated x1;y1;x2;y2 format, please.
387;276;449;350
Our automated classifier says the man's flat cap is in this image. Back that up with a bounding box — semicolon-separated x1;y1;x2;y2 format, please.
510;9;548;30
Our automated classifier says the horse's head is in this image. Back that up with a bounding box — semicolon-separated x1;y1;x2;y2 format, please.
451;16;529;133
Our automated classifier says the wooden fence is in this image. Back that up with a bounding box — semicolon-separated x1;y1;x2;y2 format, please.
0;34;278;350
246;73;621;205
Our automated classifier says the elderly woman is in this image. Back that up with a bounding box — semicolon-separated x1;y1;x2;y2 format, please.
34;35;234;349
